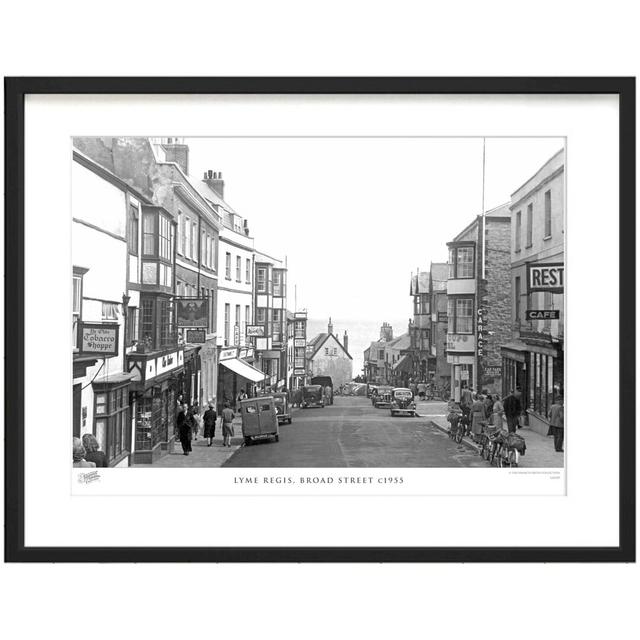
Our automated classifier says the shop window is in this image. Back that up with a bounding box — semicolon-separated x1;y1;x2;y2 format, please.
93;384;130;464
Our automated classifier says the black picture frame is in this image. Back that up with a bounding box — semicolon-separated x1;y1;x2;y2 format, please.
4;77;635;562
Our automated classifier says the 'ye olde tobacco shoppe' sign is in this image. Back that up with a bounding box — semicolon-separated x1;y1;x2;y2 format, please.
79;322;119;356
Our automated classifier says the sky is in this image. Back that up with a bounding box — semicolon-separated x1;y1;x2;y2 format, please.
186;137;563;324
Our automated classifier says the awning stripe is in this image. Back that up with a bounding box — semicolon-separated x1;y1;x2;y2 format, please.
220;358;266;383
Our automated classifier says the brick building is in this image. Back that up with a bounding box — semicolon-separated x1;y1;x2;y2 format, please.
446;204;512;400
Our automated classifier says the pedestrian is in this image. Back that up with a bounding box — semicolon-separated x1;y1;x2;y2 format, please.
221;402;235;447
203;400;217;446
294;388;303;408
417;382;426;400
491;394;504;428
470;393;486;441
82;433;107;467
191;402;203;440
483;390;494;420
460;383;473;427
176;403;193;455
324;385;333;405
503;389;521;434
548;396;564;452
72;437;96;468
514;385;524;428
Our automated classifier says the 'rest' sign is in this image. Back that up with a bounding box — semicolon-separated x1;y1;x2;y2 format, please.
527;262;564;293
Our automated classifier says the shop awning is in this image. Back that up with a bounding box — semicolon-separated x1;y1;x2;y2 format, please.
220;358;266;383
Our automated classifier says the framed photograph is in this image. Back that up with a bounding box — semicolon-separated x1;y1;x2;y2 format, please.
4;77;635;562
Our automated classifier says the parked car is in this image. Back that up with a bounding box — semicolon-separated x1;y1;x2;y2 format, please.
373;386;394;408
390;387;417;417
302;385;325;408
238;396;279;445
273;392;292;424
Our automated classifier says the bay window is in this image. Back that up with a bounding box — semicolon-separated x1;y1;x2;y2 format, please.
257;267;267;292
448;245;474;279
93;383;130;465
447;297;474;334
140;206;175;293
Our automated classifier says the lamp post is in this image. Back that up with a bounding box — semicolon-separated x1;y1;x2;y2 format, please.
121;293;131;373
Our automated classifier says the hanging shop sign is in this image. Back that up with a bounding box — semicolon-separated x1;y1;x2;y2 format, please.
294;338;306;348
526;262;564;293
176;299;208;327
526;309;560;320
220;348;238;361
484;366;502;377
437;312;448;323
186;329;206;344
234;324;240;345
294;368;306;375
78;322;119;356
246;325;266;337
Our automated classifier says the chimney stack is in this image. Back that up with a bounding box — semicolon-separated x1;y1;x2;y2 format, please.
343;331;348;354
203;170;225;199
328;317;333;335
162;138;189;174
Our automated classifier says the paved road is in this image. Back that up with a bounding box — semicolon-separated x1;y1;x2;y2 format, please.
224;396;485;468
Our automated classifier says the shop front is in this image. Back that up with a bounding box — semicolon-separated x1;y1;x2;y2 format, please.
217;346;266;409
502;338;563;436
127;347;184;464
446;332;475;402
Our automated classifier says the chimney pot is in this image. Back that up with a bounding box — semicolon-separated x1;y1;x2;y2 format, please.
208;170;213;179
203;171;207;179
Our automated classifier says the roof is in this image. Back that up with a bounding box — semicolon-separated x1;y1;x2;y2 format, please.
450;202;511;243
306;332;353;360
386;333;410;351
192;179;238;216
430;263;448;291
410;271;430;295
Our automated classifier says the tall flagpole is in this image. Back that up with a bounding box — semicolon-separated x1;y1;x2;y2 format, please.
481;137;486;279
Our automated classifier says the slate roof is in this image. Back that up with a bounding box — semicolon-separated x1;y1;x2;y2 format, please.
307;332;353;360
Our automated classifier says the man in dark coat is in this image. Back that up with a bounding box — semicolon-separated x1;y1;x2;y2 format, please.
176;403;194;455
503;390;522;433
203;401;217;447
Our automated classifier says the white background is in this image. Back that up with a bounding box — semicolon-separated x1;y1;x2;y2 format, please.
1;2;638;640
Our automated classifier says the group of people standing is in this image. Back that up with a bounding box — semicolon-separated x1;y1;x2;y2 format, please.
72;434;108;468
175;394;236;456
452;384;564;452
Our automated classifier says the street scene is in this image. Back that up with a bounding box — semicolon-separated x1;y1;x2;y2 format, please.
71;136;565;470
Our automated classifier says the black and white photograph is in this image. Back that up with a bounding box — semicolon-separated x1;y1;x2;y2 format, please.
71;136;566;472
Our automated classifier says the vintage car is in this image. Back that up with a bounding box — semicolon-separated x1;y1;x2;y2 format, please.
238;396;279;445
373;386;394;408
302;385;325;408
390;387;417;417
273;392;292;424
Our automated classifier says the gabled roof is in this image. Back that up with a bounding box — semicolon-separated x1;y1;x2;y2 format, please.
410;271;430;295
430;262;448;291
386;333;410;351
307;332;353;360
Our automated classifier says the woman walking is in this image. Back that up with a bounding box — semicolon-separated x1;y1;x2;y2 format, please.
221;402;235;448
191;402;203;441
470;393;486;442
203;400;217;447
491;394;504;429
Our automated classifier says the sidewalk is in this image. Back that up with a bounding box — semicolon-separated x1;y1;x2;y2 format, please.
150;405;304;468
415;400;563;468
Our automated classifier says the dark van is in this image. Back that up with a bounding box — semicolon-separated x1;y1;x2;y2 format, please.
311;376;333;405
302;385;325;408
